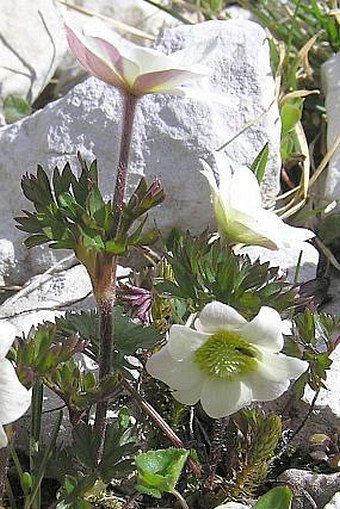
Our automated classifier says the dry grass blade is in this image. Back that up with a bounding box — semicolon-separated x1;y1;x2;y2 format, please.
279;89;320;105
309;133;340;187
298;32;321;79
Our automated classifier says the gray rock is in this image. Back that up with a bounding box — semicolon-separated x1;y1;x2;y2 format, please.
278;469;340;509
0;19;281;284
0;0;67;109
321;52;340;207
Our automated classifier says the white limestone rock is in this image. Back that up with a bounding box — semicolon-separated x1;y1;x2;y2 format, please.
238;241;319;283
0;19;281;284
324;492;340;509
0;0;67;109
0;262;130;334
0;239;16;285
70;0;180;37
321;52;340;206
303;344;340;425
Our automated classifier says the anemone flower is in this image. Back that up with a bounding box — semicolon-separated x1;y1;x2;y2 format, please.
65;16;209;96
201;152;315;250
146;301;308;419
0;322;31;448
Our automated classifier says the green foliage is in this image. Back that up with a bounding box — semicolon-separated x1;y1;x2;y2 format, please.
280;98;304;161
286;310;339;395
227;409;282;498
237;0;339;73
3;94;32;123
135;447;189;498
15;158;164;260
251;143;269;183
253;486;293;509
156;229;297;320
57;409;137;506
14;323;84;385
47;358;97;419
55;306;161;361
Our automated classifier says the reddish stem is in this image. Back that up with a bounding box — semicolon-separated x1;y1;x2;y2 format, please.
94;91;138;453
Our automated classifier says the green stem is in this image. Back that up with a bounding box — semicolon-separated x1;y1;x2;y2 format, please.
29;377;43;509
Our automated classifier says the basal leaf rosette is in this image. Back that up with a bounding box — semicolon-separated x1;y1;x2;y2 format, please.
65;16;209;96
201;152;315;250
146;301;308;418
0;322;31;447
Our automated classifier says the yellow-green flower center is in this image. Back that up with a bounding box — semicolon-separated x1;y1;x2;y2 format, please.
194;330;259;380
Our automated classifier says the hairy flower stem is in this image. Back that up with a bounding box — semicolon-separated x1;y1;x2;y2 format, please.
204;416;229;490
94;92;138;453
0;447;7;503
112;92;139;236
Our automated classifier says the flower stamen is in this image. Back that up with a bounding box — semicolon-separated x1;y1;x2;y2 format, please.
194;330;259;380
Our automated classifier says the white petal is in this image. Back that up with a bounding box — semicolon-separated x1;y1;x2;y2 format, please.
0;359;31;426
217;208;279;250
280;222;315;247
0;425;7;448
244;372;290;401
257;352;308;383
173;382;203;406
167;325;208;361
200;378;252;418
146;347;202;390
213;152;232;208
195;301;246;333
229;165;262;213
0;322;18;359
200;159;219;195
239;307;284;352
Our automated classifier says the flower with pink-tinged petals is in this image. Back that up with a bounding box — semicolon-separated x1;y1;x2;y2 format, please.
65;17;209;96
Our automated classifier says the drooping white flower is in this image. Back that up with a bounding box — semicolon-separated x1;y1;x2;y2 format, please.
65;16;209;96
201;152;315;250
0;322;31;448
146;301;308;419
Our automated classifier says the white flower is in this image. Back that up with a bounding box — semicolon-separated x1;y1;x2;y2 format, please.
214;503;251;509
0;322;31;448
146;301;308;419
65;17;209;96
201;152;315;250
